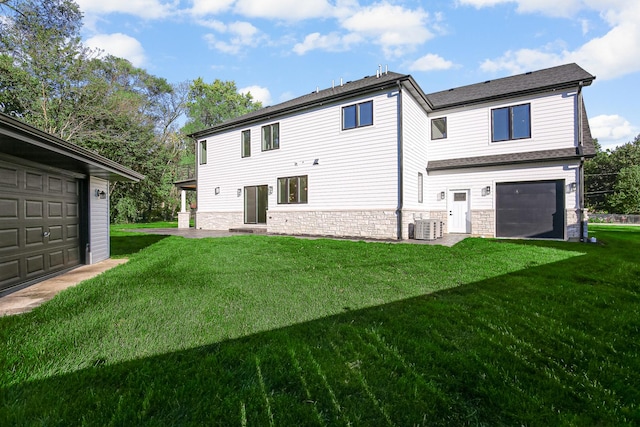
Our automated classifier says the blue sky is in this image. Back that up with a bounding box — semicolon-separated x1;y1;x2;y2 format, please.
77;0;640;150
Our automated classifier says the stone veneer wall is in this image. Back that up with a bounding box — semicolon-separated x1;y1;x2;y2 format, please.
471;210;495;237
268;209;399;240
196;211;244;230
566;209;581;241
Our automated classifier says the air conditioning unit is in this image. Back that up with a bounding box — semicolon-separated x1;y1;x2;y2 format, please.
414;219;438;240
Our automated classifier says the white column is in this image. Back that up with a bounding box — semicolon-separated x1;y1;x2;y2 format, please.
181;189;186;213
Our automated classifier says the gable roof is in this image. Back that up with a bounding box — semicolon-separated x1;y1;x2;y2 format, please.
425;63;595;110
190;63;596;140
0;113;143;182
189;71;429;139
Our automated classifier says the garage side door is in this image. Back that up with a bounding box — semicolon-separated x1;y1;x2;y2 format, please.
0;159;81;292
496;180;565;239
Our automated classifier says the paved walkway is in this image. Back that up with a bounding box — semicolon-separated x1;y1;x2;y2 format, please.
0;258;128;317
128;227;470;247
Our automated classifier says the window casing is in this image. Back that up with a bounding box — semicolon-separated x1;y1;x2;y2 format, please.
431;117;447;140
278;175;308;204
262;123;279;151
342;100;373;130
491;104;531;142
241;130;251;158
418;173;423;203
199;140;207;165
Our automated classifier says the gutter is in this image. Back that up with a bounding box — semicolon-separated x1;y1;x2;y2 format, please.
577;81;586;242
396;80;404;240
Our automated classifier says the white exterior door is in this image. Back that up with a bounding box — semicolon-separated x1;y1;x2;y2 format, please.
448;190;470;233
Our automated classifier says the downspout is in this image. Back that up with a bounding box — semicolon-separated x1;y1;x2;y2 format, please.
577;81;586;242
396;80;404;240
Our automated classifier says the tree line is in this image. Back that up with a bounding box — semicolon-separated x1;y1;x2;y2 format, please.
0;0;261;223
585;134;640;215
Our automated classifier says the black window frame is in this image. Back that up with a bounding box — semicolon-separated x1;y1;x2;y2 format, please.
491;103;531;142
342;100;373;130
277;175;308;205
241;130;251;158
199;140;207;165
431;117;447;140
261;123;280;151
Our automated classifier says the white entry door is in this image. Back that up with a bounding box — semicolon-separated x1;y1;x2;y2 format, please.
448;190;470;233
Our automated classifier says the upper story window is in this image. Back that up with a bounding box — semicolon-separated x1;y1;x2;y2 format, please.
431;117;447;140
278;175;308;204
262;123;279;151
199;140;207;165
241;130;251;158
491;103;531;142
342;100;373;130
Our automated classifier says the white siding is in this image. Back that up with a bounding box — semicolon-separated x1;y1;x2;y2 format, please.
428;90;578;161
89;177;109;264
197;89;400;222
402;90;430;211
427;162;581;212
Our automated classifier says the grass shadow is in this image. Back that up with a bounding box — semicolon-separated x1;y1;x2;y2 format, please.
110;234;169;257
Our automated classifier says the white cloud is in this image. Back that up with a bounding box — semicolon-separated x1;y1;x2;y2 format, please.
408;53;455;72
203;21;261;55
589;114;637;148
85;33;147;67
190;0;235;15
75;0;177;19
457;0;582;18
341;3;433;57
293;32;362;55
233;0;334;20
470;1;640;80
238;85;272;106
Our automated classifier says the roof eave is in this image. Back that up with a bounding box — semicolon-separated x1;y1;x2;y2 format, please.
430;77;595;111
0;113;144;182
189;74;415;139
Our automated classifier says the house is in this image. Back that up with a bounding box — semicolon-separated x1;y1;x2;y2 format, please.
0;113;143;295
187;63;596;241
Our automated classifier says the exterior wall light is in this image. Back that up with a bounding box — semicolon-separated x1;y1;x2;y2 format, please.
214;187;220;195
482;185;491;196
237;189;242;197
439;191;445;201
567;182;577;193
268;186;273;195
95;189;106;199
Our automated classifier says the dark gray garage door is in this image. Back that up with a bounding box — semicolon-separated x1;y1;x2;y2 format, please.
496;180;565;239
0;159;81;293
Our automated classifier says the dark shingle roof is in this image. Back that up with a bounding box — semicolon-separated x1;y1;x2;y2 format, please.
190;63;596;139
190;71;413;138
425;63;595;110
427;145;596;172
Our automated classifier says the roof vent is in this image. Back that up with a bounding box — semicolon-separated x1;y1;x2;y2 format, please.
484;80;491;84
525;71;533;75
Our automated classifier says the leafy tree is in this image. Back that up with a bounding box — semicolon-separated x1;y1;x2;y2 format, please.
585;134;640;213
0;0;188;222
0;0;96;139
182;78;262;135
608;165;640;214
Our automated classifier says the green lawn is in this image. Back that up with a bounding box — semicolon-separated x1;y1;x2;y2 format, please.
0;225;638;425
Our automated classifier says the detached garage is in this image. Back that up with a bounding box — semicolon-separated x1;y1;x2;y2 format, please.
496;180;566;239
0;113;143;295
